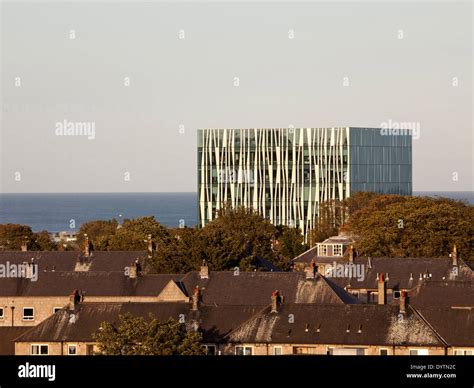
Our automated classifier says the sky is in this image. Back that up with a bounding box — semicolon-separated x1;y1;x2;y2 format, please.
1;1;472;193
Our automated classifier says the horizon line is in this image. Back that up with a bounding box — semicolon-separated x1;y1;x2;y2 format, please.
0;191;472;195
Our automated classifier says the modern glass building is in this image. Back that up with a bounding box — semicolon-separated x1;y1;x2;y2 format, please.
198;128;412;241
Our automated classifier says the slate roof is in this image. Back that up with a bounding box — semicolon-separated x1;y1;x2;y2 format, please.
226;303;446;347
312;257;473;290
15;302;265;344
0;271;180;297
409;281;474;308
414;306;474;347
0;251;147;272
12;303;474;348
0;327;30;355
180;271;359;305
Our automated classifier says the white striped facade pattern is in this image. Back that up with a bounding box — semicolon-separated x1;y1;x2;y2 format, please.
198;128;351;240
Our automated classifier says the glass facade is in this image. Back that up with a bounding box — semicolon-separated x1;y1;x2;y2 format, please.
198;128;412;241
349;128;412;195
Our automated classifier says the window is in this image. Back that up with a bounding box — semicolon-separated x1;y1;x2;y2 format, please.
273;346;282;355
454;350;473;356
23;308;34;321
319;245;328;256
53;307;62;314
235;346;253;356
379;349;389;356
333;244;342;256
0;307;4;320
369;292;378;304
31;344;48;355
331;348;366;356
350;291;360;299
67;345;77;355
294;346;318;355
203;345;216;355
410;349;429;356
393;291;401;299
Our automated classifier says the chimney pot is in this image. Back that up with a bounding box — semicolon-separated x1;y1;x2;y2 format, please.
200;260;209;279
147;234;154;258
83;234;92;257
348;245;354;263
21;237;28;252
451;244;458;266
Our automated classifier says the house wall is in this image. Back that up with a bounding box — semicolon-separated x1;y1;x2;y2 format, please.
15;342;98;356
0;296;162;327
0;297;69;327
14;341;460;356
223;343;447;356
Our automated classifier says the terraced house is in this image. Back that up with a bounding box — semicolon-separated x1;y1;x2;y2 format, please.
1;248;472;356
12;285;474;356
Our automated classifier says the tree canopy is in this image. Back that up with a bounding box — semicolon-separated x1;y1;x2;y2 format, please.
148;207;300;272
0;224;57;251
76;217;170;251
93;314;205;355
346;194;474;259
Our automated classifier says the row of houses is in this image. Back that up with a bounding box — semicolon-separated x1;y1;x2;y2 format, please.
0;241;473;356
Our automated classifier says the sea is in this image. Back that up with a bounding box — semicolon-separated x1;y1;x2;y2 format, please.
0;191;472;233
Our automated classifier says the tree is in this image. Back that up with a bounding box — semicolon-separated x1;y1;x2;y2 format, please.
94;314;205;355
149;228;204;273
76;219;119;250
276;225;308;259
108;217;170;251
199;206;286;271
0;224;35;250
309;199;347;245
346;195;474;260
31;231;58;251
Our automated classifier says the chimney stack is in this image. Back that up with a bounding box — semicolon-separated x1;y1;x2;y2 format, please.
304;259;317;279
128;262;137;279
21;237;28;252
192;286;200;311
69;289;81;311
348;245;354;263
400;291;407;314
147;234;154;259
134;258;142;276
451;244;458;266
200;260;209;279
271;290;281;313
83;234;92;257
377;273;386;305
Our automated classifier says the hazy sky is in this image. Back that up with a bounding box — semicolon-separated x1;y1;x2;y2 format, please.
1;1;472;193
